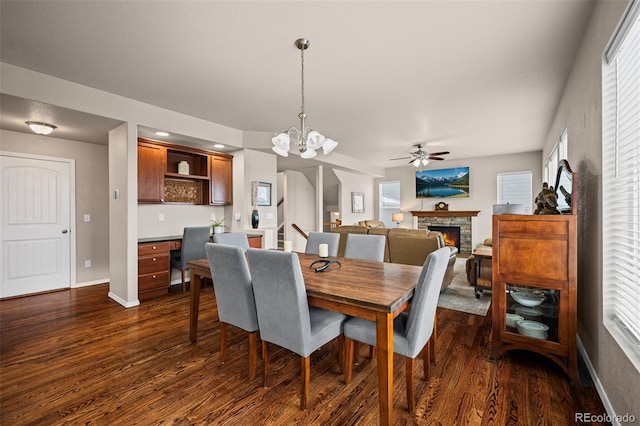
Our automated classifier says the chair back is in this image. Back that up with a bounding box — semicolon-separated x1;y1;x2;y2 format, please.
305;232;340;257
404;247;450;358
344;233;386;262
213;232;250;253
177;226;211;269
246;248;313;357
205;243;258;333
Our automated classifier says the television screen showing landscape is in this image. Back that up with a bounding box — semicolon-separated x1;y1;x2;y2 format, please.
415;167;470;198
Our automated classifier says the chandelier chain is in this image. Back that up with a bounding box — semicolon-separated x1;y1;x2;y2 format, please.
300;43;305;115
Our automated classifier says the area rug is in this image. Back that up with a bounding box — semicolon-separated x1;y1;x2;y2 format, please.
437;257;491;316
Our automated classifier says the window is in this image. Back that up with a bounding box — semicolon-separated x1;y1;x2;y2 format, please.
544;129;568;185
547;143;559;185
379;181;400;227
497;171;533;214
602;1;640;370
559;127;568;163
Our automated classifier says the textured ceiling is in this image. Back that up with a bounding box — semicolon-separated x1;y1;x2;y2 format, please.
0;1;595;169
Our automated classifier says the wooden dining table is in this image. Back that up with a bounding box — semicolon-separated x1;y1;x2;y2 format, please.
188;252;423;426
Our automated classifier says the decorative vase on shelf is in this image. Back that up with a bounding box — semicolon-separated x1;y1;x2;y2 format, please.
251;209;259;229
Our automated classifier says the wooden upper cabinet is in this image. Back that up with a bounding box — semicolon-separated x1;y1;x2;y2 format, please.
137;138;233;205
138;142;165;203
210;154;233;206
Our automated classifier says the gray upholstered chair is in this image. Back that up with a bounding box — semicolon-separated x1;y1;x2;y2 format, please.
205;243;259;380
343;247;450;413
344;233;386;262
170;226;211;292
212;232;250;253
305;232;340;257
246;248;347;410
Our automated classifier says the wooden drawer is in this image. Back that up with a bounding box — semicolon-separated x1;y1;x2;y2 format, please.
497;219;568;237
139;272;170;292
138;241;170;256
138;255;169;275
248;235;262;249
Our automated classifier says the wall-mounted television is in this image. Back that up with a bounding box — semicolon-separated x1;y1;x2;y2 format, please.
416;167;470;198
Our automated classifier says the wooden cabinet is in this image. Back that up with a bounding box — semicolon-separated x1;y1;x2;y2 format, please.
210;155;233;205
247;235;262;248
138;142;165;203
137;138;233;205
138;242;171;300
490;213;578;382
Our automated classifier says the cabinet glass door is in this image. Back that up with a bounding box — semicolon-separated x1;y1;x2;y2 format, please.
505;283;559;343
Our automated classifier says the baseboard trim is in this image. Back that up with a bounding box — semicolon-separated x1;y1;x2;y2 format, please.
577;334;619;426
108;291;140;308
75;278;109;288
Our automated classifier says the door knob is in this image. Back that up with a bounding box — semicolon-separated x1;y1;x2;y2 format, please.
62;229;69;234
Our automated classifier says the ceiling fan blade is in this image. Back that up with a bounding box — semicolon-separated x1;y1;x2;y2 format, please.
389;156;412;160
427;151;450;156
428;156;446;161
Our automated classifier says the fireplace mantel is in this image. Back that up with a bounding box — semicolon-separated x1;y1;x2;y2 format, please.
410;210;480;218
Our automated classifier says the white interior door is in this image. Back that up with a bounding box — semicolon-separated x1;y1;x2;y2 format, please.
1;153;73;298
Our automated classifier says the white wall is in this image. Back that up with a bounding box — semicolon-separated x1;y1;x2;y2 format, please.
541;0;638;419
283;170;316;252
1;130;110;285
108;122;139;306
379;151;542;247
138;204;224;238
333;169;375;226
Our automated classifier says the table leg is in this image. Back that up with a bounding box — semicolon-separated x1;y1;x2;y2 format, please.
189;269;202;343
376;311;394;426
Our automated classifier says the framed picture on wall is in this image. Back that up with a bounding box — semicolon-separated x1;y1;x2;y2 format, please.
257;182;271;206
352;192;364;213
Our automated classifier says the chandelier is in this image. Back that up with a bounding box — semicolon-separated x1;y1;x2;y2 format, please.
271;38;338;159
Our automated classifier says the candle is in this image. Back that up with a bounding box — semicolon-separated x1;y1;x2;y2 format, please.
318;243;329;258
283;240;293;252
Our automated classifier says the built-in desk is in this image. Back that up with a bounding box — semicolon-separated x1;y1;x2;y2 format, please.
137;233;262;301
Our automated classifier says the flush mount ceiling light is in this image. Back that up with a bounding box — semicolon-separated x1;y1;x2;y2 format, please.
271;38;338;159
25;121;57;135
155;131;169;137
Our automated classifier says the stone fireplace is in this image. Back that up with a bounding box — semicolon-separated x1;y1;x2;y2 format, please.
410;210;479;255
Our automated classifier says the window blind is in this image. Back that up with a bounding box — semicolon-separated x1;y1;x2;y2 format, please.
559;128;568;162
497;171;532;214
602;1;640;370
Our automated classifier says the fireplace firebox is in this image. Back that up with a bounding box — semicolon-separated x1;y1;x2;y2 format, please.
428;225;461;252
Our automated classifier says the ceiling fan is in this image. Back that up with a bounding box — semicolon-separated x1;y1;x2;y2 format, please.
390;144;450;167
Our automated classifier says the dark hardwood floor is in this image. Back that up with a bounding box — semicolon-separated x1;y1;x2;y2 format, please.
1;284;608;425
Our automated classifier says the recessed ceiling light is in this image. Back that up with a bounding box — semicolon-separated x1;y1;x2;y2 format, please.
213;144;225;149
155;131;169;137
25;121;57;135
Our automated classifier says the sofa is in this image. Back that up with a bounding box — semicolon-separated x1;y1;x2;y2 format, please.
335;226;458;292
358;220;386;228
465;238;493;286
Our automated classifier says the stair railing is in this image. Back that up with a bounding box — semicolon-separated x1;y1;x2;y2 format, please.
291;223;308;240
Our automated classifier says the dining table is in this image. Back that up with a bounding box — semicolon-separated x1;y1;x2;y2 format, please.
188;252;423;426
